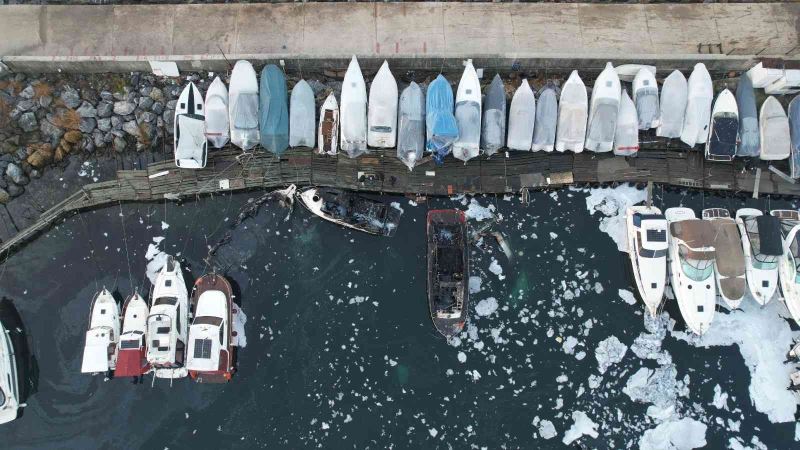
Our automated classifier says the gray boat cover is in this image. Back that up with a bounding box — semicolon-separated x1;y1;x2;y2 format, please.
481;74;506;156
736;73;760;157
585;100;618;152
397;82;426;170
755;215;783;256
789;96;800;179
532;86;558;152
614;89;639;156
289;80;316;148
657;70;687;139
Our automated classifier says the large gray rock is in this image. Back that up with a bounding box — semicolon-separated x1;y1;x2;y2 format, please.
40;117;64;144
76;101;97;118
111;115;122;130
99;91;114;102
18;112;37;132
97;117;112;132
6;163;27;185
96;101;113;118
60;87;81;109
79;117;97;133
166;99;177;110
140;112;156;123
39;95;52;108
151;102;164;115
14;99;35;113
149;87;164;102
113;101;136;116
138;96;154;111
122;120;140;137
20;85;35;99
113;136;127;153
93;130;106;148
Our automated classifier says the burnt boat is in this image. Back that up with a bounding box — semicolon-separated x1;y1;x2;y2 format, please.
298;187;402;237
427;210;469;337
187;274;235;383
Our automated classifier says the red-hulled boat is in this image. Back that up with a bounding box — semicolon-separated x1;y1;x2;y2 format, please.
186;274;235;383
115;292;150;378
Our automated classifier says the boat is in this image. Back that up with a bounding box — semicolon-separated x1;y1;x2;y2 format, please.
764;70;800;95
298;187;403;237
174;82;207;169
114;291;150;378
759;96;791;161
789;96;800;178
705;89;739;162
81;288;120;374
702;208;746;309
481;74;506;156
425;74;458;164
427;210;469;338
397;82;425;170
340;56;368;158
735;73;760;157
736;208;781;305
367;60;398;148
680;63;713;147
259;64;289;156
0;298;28;424
204;76;229;149
615;64;656;83
317;93;339;156
228;60;260;151
289;79;316;148
746;62;784;88
613;89;639;156
585;62;620;153
772;209;800;325
633;68;660;130
506;79;536;151
555;70;587;152
625;206;668;317
187;274;235;383
146;256;190;379
531;85;557;152
664;207;716;335
453;60;482;162
657;70;688;139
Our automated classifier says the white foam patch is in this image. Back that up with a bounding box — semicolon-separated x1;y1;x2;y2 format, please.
232;305;247;348
464;198;495;221
561;411;599;445
582;184;646;252
538;420;557;440
638;417;707;450
144;236;168;284
488;259;505;280
475;297;499;317
468;276;482;294
595;335;628;374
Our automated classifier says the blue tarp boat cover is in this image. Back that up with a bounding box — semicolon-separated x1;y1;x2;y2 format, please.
259;65;289;155
736;73;760;157
425;75;459;164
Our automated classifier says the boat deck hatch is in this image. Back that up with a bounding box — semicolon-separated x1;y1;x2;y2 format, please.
697;305;704;312
157;327;170;334
763;280;769;287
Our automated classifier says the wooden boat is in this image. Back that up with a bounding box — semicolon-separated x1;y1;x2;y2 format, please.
633;68;660;130
289;79;316;148
204;76;229;149
555;70;587;152
705;89;739;162
318;93;339;156
146;256;190;379
340;56;368;158
187;274;235;383
174;82;207;169
453;60;482;162
586;62;620;153
759;96;790;161
259;64;289;156
680;63;713;147
0;298;28;424
531;85;557;152
506;79;536;151
427;210;469;338
397;82;425;170
298;187;402;237
481;74;506;156
229;60;260;151
613;89;639;156
81;288;120;374
735;72;760;157
114;292;150;378
367;60;398;148
657;70;688;139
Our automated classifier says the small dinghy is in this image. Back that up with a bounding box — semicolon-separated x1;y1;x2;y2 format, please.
81;288;120;374
791;97;800;178
633;68;660;130
259;64;289;156
705;89;739;162
397;82;425;170
204;76;229;149
735;73;760;157
556;70;588;152
367;61;398;148
298;187;403;237
318;93;339;156
453;60;482;162
702;208;746;309
585;62;620;153
187;274;235;383
680;63;713;147
0;299;27;424
736;209;781;305
147;256;190;379
506;79;536;151
340;56;368;158
625;206;668;317
656;70;688;139
481;74;506;156
772;209;800;325
114;292;150;378
229;60;260;151
532;85;558;152
427;209;469;338
174;82;207;169
759;96;791;161
613;89;639;156
425;74;458;164
289;79;316;148
615;64;656;83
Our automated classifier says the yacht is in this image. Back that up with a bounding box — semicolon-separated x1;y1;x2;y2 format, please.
771;209;800;324
0;298;27;424
736;209;782;305
146;256;190;379
187;274;235;383
114;292;150;378
702;208;746;309
81;289;120;374
625;206;668;317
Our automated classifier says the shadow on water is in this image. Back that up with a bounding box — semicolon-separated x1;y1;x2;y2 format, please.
0;297;39;419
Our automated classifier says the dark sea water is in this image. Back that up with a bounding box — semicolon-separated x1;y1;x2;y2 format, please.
1;185;799;449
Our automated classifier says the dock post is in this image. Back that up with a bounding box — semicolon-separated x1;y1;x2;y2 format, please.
646;181;653;207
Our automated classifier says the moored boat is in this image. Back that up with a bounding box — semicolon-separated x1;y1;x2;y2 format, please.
318;93;339;156
259;64;290;156
367;60;398;148
789;96;800;178
114;292;150;378
555;70;587;152
146;256;190;379
702;208;746;309
736;72;760;157
397;82;425;170
680;63;713;147
298;187;403;237
340;56;368;158
759;96;791;161
0;298;28;424
481;74;506;156
229;60;260;151
532;85;557;152
625;206;668;317
187;274;235;383
174;82;207;169
771;209;800;325
425;74;458;164
289;79;316;148
705;89;739;162
81;288;120;374
204;76;230;149
427;210;469;337
453;60;482;162
506;79;536;151
633;68;660;130
736;208;781;305
613;89;639;156
656;70;688;139
585;62;620;153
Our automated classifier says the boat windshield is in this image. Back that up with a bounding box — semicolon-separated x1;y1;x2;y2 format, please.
153;297;178;306
194;316;223;327
678;245;714;281
744;217;781;265
637;238;666;258
0;387;5;407
120;339;141;350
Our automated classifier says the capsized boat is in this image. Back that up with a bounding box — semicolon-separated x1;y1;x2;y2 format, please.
81;288;120;374
397;82;425;170
147;256;190;379
556;70;587;152
318;93;339;156
772;209;800;325
481;74;506;156
259;64;289;156
702;208;746;309
736;72;760;157
174;82;207;169
665;207;716;335
789;96;800;178
427;210;469;338
0;298;28;424
289;79;316;148
204;76;229;149
736;208;781;305
114;292;150;378
298;187;403;237
187;274;235;383
633;68;660;130
425;74;458;164
367;60;398;148
506;79;536;151
625;206;668;317
705;89;739;162
613;89;639;157
229;60;260;151
453;60;482;162
680;63;713;147
759;96;790;161
585;62;620;153
656;70;688;139
340;56;368;158
532;85;557;152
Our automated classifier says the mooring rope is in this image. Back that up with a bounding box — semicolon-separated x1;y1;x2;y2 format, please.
118;201;134;291
76;210;101;293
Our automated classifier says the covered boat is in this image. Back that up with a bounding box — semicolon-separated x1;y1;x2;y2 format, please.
506;79;536;151
736;209;781;305
759;96;791;160
789;96;800;178
735;73;760;157
633;68;660;130
453;60;482;162
114;292;150;378
427;210;469;338
680;63;713;147
0;298;28;424
585;62;620;152
397;82;425;170
625;206;668;317
298;187;403;237
147;256;190;379
289;80;316;148
702;208;746;309
318;93;339;156
259;64;289;156
532;85;557;152
81;288;120;374
656;70;688;139
555;70;587;152
229;60;260;151
187;274;235;383
772;210;800;325
481;74;506;156
367;61;398;148
613;89;639;156
340;56;368;158
705;89;739;162
425;74;458;164
174;82;207;169
204;76;229;148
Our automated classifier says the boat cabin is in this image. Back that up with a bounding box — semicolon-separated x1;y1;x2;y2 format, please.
743;215;783;268
632;213;668;258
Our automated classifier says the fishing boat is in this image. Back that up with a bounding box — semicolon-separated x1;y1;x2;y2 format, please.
397;82;425;170
773;210;800;324
289;79;316;148
81;288;120;374
613;89;639;157
702;208;746;309
367;61;398;148
736;73;760;157
174;82;207;169
481;74;506;156
665;208;716;335
146;256;190;379
204;76;229;149
656;70;688;139
298;187;403;237
633;68;660;130
556;70;587;152
114;292;150;378
187;274;235;383
340;56;368;158
705;89;739;162
736;209;781;305
532;85;557;152
318;93;339;156
425;74;458;164
427;210;469;338
789;96;800;178
0;298;27;424
759;96;791;161
585;62;620;153
506;79;536;151
453;60;482;162
680;63;713;147
229;60;260;151
625;206;668;317
259;64;289;156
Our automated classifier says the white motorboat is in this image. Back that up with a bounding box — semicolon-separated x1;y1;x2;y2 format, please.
613;89;639;156
625;206;669;317
228;60;260;151
318;93;339;156
657;70;688;139
585;62;620;153
633;68;660;130
680;63;713;147
81;288;120;374
759;96;791;161
452;60;482;162
289;79;316;148
702;208;746;309
340;56;368;158
204;76;229;149
665;207;716;335
0;299;25;424
506;79;536;151
772;209;800;324
705;89;739;162
187;274;235;383
146;256;190;379
555;70;587;152
174;82;207;169
114;292;150;378
736;208;782;305
367;60;398;148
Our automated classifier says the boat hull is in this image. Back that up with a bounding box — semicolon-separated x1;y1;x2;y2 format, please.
625;206;667;316
427;210;469;338
298;188;402;237
188;274;235;383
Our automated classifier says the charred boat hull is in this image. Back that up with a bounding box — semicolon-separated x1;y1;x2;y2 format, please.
298;187;402;237
427;210;469;337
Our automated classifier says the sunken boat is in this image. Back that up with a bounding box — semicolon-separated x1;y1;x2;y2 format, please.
427;210;469;338
298;187;402;237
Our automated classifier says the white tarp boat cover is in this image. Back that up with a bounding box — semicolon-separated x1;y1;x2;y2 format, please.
531;85;558;152
340;56;368;158
229;60;260;151
656;70;687;139
615;64;656;83
585;63;620;153
506;79;536;151
735;73;760;157
633;68;660;130
481;74;506;156
790;96;800;178
680;63;713;147
289;80;316;148
425;74;458;164
614;89;639;156
759;96;791;161
176;115;207;167
556;70;587;152
367;61;398;148
204;76;229;148
453;60;482;161
397;82;425;170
